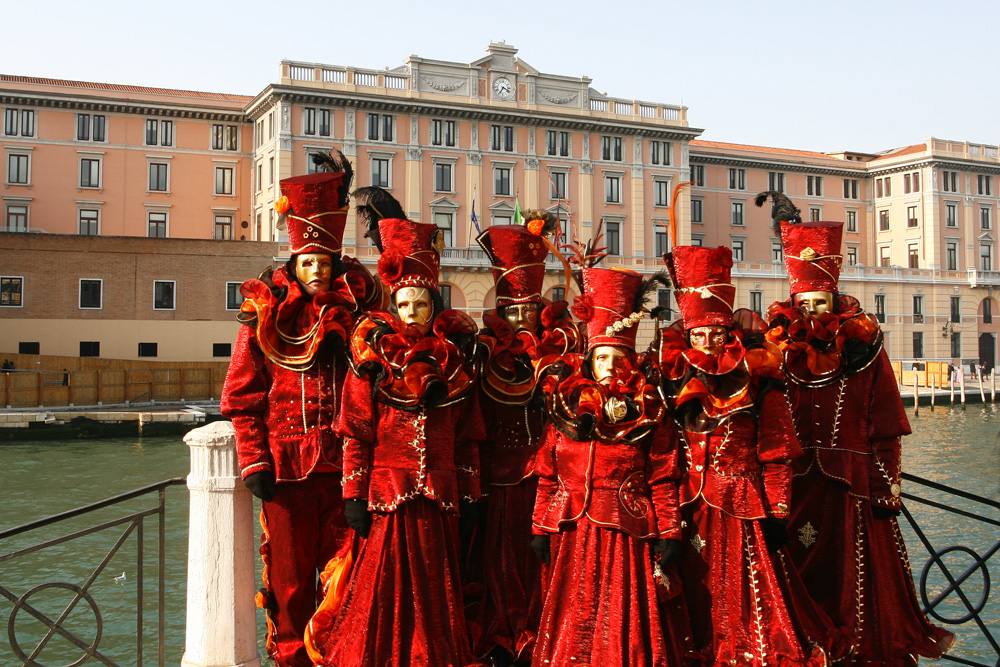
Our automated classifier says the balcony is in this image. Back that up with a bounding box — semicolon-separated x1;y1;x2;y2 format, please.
967;268;1000;287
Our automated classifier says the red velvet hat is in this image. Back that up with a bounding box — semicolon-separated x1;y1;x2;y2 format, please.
277;172;348;256
477;225;548;306
376;218;441;293
576;266;645;351
780;221;843;294
666;246;736;330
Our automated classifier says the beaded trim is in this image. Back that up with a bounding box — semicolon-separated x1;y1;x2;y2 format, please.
604;310;644;337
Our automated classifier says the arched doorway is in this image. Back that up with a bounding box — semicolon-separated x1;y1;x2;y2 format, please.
977;297;999;374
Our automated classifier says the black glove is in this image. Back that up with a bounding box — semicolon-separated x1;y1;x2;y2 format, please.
344;498;372;538
653;538;683;565
458;500;486;542
760;518;790;553
872;505;901;520
530;534;551;564
243;471;276;502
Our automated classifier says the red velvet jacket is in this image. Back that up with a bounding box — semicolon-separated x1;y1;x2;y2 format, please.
481;397;547;487
221;325;346;481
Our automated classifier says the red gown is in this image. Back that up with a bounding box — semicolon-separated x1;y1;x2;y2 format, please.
306;310;484;667
530;354;690;667
768;297;954;667
659;316;847;667
220;263;378;667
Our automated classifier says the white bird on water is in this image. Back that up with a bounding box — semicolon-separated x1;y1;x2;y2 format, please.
114;572;126;584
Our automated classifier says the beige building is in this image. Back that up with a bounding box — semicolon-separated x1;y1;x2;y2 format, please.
2;44;999;369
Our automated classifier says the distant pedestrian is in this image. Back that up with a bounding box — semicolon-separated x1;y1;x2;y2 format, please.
1;359;9;372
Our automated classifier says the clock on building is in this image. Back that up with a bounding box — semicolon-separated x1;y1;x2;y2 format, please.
492;76;514;100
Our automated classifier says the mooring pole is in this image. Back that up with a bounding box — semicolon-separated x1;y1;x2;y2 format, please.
913;371;920;417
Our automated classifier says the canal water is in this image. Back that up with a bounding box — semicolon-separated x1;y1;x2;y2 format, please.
0;405;997;667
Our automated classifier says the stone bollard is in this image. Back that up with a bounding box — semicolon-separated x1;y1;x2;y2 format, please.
182;421;261;667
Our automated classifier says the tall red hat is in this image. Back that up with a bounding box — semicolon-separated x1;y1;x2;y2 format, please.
780;221;843;294
376;218;441;293
576;267;645;351
278;172;348;256
477;225;549;306
666;246;736;330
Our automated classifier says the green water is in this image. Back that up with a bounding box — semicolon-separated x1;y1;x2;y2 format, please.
0;406;997;666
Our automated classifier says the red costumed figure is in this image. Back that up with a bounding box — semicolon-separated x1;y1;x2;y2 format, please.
759;192;954;667
470;213;581;666
659;245;845;667
220;157;384;667
530;264;690;667
306;190;485;667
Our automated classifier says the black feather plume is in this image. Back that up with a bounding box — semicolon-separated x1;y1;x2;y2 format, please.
352;186;406;252
635;271;672;313
754;190;801;236
311;149;354;208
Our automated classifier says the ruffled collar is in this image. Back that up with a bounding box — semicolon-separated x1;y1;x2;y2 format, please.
765;295;882;386
538;353;664;444
349;309;480;410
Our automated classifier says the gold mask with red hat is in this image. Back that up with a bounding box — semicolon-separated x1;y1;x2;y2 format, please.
779;220;844;315
477;223;550;333
376;218;443;335
667;245;737;356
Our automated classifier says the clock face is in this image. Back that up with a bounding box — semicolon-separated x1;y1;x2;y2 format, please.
492;76;514;100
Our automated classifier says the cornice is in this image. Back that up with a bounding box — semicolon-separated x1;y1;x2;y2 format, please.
690;152;866;178
0;91;247;123
869;158;1000;177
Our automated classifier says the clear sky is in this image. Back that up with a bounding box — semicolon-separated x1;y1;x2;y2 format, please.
6;0;995;155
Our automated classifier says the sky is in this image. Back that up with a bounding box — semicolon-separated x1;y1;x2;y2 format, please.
6;0;996;155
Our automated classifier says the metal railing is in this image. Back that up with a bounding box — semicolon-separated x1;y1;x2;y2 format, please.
899;472;1000;667
0;478;186;667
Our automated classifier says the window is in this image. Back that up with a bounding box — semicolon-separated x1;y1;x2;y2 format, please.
912;172;920;192
904;173;911;194
768;172;784;192
613;137;622;162
19;342;39;355
7;153;29;185
907;206;918;228
432;120;455;147
211;124;238;151
980;244;992;271
546;130;557;156
491;125;513;151
691;236;704;247
691;165;704;187
493;215;512;226
559;132;569;157
491;125;501;151
212;124;225;150
214;215;233;240
903;172;921;193
269;157;274;184
879;210;889;231
549;171;565;200
908;243;919;269
772;240;784;262
978;175;993;196
553;286;566;303
650;141;671;165
215;166;234;195
876;179;882;198
605;221;621;256
656;288;673;320
981;207;992;230
148;211;167;238
154;281;175;310
913;332;923;359
303;108;316;135
504;126;513;152
226;282;242;310
750;290;763;317
691;199;703;223
80;341;100;357
605;175;621;204
80;279;102;309
138;342;158;358
602;136;622;161
319;109;331;137
732;239;745;262
729;168;746;190
941;170;958;193
433;212;453;247
440;285;452;310
149;162;168;192
255;162;262;192
986;299;993;324
913;295;923;324
145;119;158;146
213;343;232;358
731;201;744;226
655;230;669;257
946;241;958;271
951;295;961;323
843;178;858;199
846;210;857;232
951;332;961;358
874;294;886;323
807;175;823;196
5;204;27;232
883;177;891;197
946;203;957;227
372;157;390;188
92;115;105;142
879;246;891;267
77;114;90;141
368;114;380;140
846;246;858;266
3;109;34;137
654;180;669;206
79;209;99;235
809;207;820;222
1;277;23;307
434;162;453;192
80;158;101;188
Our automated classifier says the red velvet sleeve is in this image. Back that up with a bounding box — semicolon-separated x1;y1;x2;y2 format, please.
220;326;273;479
756;389;801;520
338;372;375;500
455;392;485;501
531;424;559;535
869;350;907;508
647;421;682;540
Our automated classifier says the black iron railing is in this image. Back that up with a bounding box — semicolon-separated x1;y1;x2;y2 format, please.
900;472;1000;667
0;478;186;667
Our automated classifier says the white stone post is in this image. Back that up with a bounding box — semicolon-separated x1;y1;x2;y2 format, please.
182;421;261;667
